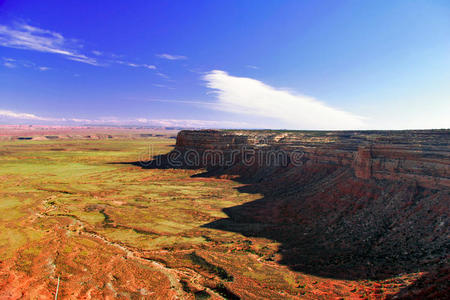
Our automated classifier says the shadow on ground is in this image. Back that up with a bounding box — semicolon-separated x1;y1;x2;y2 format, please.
111;156;449;298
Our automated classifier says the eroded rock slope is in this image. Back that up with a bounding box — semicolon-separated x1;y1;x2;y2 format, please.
161;130;449;284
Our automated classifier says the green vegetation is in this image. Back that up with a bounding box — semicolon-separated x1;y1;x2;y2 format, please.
0;137;398;298
0;137;261;260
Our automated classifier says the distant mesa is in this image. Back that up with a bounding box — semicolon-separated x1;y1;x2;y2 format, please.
0;125;179;141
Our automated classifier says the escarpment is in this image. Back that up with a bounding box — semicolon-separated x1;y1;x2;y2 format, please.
155;130;449;284
174;130;450;189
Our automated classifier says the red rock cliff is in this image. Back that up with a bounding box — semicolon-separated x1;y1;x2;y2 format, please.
175;130;450;189
167;129;449;282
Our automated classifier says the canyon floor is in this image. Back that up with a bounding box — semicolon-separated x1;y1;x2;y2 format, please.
0;135;447;299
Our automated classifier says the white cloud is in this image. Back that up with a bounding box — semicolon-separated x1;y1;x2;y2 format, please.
0;109;243;128
137;98;212;105
131;118;245;128
66;55;98;65
3;62;15;68
156;72;170;79
203;70;366;130
0;109;53;121
0;22;99;66
0;23;162;70
152;84;170;89
115;60;156;70
2;57;51;71
246;65;259;69
156;53;187;60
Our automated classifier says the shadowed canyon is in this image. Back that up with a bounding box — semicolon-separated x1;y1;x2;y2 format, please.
136;129;449;298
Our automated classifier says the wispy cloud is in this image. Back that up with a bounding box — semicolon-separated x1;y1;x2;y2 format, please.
0;109;54;121
115;60;156;69
135;98;217;107
136;98;213;105
156;53;187;60
0;22;99;65
134;118;245;128
0;22;167;73
156;72;170;79
152;83;167;88
3;61;15;68
152;84;174;89
2;58;22;69
246;65;259;69
0;108;244;128
2;57;50;71
203;70;366;130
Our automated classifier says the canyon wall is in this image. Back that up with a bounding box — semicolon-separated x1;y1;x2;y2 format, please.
165;129;449;282
175;129;450;189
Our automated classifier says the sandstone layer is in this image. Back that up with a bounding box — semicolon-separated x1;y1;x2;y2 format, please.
175;130;450;189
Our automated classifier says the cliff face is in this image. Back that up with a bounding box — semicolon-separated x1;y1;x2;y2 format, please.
167;130;449;283
176;130;450;189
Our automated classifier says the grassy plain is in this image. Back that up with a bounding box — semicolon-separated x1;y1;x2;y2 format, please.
0;138;415;299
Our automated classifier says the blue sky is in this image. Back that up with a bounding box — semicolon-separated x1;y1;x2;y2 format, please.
0;0;449;129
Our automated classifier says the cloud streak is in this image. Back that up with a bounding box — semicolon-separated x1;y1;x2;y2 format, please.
157;53;187;60
134;118;245;128
0;23;160;70
115;60;156;69
203;70;366;130
2;57;49;71
0;22;167;73
0;22;99;65
3;61;15;68
0;109;244;128
156;72;170;79
0;109;52;121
